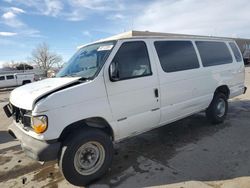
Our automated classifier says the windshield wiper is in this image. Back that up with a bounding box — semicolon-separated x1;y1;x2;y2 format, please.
79;77;89;81
59;73;90;80
60;73;80;77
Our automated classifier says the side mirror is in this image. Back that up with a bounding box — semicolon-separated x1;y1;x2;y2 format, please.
109;61;119;81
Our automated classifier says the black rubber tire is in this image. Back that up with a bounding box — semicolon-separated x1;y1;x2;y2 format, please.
206;92;228;124
59;128;114;186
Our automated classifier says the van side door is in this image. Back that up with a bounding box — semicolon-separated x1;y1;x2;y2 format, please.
104;40;160;140
152;40;203;125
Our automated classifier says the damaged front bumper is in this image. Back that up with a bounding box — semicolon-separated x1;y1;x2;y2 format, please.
8;122;60;161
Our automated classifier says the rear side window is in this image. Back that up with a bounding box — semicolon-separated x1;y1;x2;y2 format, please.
0;76;5;80
196;41;233;67
112;41;152;80
229;42;242;62
6;75;14;80
154;41;200;73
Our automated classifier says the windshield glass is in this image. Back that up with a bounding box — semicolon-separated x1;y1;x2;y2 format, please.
57;41;116;79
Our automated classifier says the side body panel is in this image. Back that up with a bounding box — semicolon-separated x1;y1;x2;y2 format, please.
150;39;212;125
226;42;245;98
31;76;116;140
16;74;35;85
151;39;245;126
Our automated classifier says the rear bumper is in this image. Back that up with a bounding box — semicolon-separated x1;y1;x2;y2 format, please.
8;123;60;161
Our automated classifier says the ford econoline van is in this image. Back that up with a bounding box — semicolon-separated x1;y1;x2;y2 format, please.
4;31;247;186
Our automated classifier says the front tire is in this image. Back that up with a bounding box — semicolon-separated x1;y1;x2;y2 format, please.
59;128;114;186
206;92;228;124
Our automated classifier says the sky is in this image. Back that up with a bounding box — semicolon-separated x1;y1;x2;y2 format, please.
0;0;250;67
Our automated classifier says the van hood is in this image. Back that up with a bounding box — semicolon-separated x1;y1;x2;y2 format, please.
10;77;81;110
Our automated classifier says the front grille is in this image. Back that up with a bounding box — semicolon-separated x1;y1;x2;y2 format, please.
11;104;31;127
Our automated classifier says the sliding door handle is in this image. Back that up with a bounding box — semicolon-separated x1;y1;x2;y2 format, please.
154;88;159;98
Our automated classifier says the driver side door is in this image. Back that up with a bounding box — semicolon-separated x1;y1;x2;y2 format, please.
104;40;160;140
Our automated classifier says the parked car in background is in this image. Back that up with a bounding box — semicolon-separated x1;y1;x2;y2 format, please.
243;49;250;65
0;73;35;89
4;31;247;186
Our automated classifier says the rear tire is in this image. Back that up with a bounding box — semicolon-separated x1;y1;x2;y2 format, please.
206;92;228;124
59;128;113;186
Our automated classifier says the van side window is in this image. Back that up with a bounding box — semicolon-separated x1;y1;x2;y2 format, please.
6;75;14;80
0;76;5;81
154;41;199;73
112;41;152;80
196;41;233;67
229;42;242;62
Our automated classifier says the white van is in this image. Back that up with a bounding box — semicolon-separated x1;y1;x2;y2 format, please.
4;31;246;186
0;72;34;89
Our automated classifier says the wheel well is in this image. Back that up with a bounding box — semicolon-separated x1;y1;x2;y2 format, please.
215;85;230;99
22;80;31;84
58;117;114;142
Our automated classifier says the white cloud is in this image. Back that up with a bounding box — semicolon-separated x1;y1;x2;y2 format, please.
65;9;86;21
107;13;125;20
3;0;63;17
69;0;124;11
2;11;15;19
3;0;125;21
0;32;17;36
1;7;25;28
10;7;25;13
65;0;125;21
44;0;64;17
1;6;42;37
20;28;42;38
134;0;250;38
0;7;42;37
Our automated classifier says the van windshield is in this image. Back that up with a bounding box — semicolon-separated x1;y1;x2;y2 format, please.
57;41;116;79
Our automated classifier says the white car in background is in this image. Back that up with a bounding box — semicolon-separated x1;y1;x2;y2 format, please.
4;31;247;186
0;73;35;89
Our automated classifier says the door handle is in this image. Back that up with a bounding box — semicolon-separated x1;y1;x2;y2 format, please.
154;88;159;98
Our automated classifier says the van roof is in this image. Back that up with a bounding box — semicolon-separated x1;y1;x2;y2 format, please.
99;30;236;41
78;30;239;48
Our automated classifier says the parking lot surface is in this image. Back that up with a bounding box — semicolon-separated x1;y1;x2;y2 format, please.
0;67;250;188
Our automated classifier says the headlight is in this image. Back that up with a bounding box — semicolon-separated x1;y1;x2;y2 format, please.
31;116;48;134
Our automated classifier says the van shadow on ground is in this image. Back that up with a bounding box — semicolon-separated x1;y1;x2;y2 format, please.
94;99;250;187
0;131;15;145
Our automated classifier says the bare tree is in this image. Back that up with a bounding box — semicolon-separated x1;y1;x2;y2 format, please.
2;60;17;68
30;42;62;76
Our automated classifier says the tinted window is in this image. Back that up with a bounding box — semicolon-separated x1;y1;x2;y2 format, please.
112;41;152;80
6;75;14;80
154;41;199;73
229;42;242;62
0;76;4;81
196;41;233;67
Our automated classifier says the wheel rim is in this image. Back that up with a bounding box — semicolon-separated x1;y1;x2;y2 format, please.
216;98;226;117
74;141;105;175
